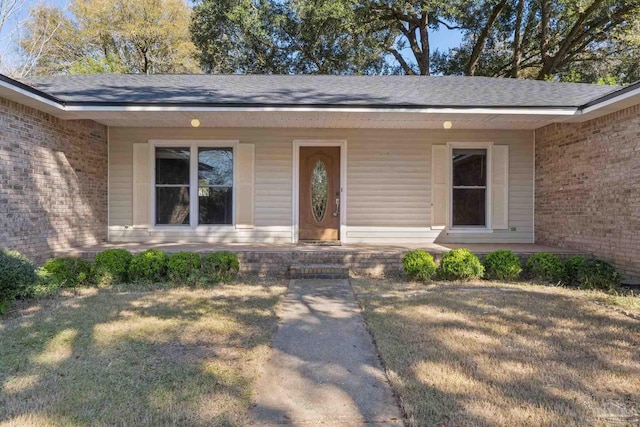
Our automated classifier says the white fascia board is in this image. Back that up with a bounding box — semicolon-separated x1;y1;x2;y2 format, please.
62;104;579;116
0;79;65;111
579;86;640;116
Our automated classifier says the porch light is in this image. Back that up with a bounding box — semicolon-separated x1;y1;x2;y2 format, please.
191;118;201;128
443;121;453;129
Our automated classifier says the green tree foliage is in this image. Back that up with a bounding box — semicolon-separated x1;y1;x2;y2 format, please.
19;0;198;76
191;0;390;74
192;0;640;82
431;0;640;83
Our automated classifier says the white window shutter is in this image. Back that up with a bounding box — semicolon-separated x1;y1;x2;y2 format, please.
431;145;448;228
132;143;151;228
491;145;509;230
235;143;255;228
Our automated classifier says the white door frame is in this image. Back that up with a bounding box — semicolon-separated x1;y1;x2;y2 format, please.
292;140;347;243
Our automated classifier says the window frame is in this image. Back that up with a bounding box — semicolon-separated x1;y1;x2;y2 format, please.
447;141;493;233
149;140;238;230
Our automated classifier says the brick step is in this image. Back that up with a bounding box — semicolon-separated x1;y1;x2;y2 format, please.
289;263;350;280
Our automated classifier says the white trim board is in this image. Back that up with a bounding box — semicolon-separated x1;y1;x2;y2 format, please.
292;140;348;244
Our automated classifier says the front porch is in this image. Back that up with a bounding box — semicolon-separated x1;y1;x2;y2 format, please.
60;242;583;277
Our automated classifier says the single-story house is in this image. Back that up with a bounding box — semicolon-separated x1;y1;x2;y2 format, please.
0;73;639;277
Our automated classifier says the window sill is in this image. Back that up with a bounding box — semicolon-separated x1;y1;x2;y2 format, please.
149;225;236;232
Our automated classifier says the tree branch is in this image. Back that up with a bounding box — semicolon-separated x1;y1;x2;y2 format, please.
465;0;509;76
387;46;415;75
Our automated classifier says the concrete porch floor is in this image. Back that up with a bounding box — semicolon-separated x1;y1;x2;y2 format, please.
61;241;579;256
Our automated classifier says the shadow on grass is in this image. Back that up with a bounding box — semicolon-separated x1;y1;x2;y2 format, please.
355;280;640;427
0;283;285;426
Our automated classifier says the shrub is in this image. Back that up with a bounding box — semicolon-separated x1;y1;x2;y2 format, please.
564;255;586;287
31;268;61;298
402;250;437;282
42;257;93;288
167;252;201;285
94;249;133;284
0;248;37;313
202;251;239;283
436;248;484;281
525;253;565;283
483;250;522;281
129;249;169;283
577;259;621;291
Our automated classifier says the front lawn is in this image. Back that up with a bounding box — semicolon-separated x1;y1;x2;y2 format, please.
352;279;640;427
0;281;286;426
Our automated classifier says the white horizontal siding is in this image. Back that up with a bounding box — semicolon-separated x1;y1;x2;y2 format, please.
108;127;534;244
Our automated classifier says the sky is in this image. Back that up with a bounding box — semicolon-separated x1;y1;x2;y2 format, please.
0;0;464;74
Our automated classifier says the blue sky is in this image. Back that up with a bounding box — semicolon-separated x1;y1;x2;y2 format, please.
0;0;463;73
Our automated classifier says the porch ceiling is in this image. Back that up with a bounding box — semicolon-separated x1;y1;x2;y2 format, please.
71;110;571;129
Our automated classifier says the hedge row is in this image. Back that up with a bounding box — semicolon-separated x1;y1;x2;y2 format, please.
402;249;621;290
0;248;240;314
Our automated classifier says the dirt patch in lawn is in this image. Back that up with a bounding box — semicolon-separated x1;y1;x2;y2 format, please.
352;279;640;427
0;281;286;427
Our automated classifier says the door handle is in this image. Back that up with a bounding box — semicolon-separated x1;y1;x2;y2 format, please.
332;198;340;217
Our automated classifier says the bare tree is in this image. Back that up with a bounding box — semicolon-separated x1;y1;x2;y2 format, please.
0;0;26;71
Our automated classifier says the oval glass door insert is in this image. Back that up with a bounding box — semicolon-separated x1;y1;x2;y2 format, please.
311;160;328;222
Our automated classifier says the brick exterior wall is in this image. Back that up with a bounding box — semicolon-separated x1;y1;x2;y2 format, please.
0;96;108;262
535;104;640;279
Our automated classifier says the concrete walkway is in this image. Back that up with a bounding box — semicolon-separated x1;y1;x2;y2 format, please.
250;279;403;426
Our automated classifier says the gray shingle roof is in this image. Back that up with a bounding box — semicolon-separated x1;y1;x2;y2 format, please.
22;74;621;108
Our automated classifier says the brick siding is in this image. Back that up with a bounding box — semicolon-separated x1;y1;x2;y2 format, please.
535;104;640;279
0;96;108;263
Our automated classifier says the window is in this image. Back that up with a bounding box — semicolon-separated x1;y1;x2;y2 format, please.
198;148;233;225
452;148;487;227
155;148;190;225
154;143;234;227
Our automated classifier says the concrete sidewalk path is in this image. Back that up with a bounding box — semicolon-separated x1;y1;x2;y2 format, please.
250;279;403;426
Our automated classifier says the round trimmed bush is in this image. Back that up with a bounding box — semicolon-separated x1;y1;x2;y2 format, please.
0;248;37;313
564;255;586;287
202;251;239;283
577;259;620;291
525;253;565;283
402;250;437;282
129;249;169;283
42;257;93;288
94;249;133;284
482;250;522;281
436;248;484;281
167;252;201;285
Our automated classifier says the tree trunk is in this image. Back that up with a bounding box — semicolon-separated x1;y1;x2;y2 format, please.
538;0;552;79
511;0;525;78
418;13;429;75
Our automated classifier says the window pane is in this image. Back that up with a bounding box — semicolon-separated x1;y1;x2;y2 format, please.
453;149;486;186
198;148;233;186
156;187;190;225
199;187;232;224
452;189;486;226
311;160;328;222
156;148;190;185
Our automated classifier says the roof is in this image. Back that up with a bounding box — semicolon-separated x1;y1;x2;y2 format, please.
20;74;621;109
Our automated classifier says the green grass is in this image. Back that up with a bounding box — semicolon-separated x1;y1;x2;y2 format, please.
352;279;640;427
0;281;286;426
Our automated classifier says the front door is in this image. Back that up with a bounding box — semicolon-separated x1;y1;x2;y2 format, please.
299;146;340;241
